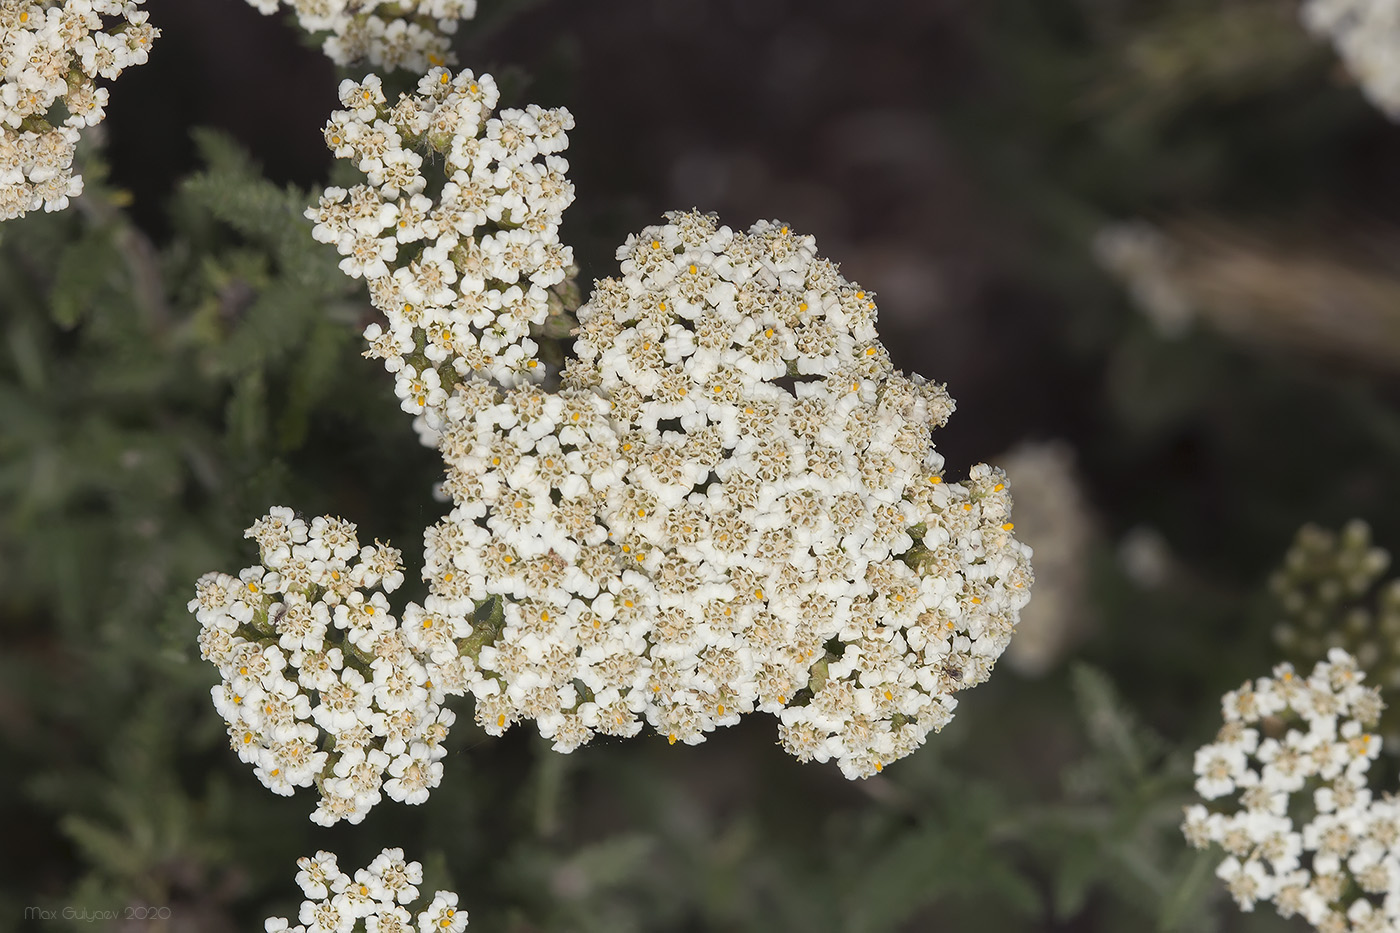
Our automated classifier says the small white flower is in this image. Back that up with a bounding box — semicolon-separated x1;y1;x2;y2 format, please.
295;851;345;900
269;848;457;933
367;847;423;905
299;893;355;933
417;891;467;933
384;743;441;805
1193;743;1251;799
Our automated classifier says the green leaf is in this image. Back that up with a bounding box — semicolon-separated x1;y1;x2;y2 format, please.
1157;848;1221;933
50;225;124;328
1071;662;1166;786
276;318;351;450
1051;834;1105;920
59;814;138;882
5;316;46;390
226;369;267;454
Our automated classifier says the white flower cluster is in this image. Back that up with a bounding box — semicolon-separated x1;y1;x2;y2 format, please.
421;212;1033;778
1183;649;1400;932
244;0;475;73
1302;0;1400;120
265;847;468;933
307;68;573;400
0;0;157;219
212;79;1030;788
190;507;473;826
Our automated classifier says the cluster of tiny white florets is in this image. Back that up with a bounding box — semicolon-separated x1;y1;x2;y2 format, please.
307;68;574;405
423;211;1033;778
265;848;467;933
1183;649;1400;932
1302;0;1400;120
0;0;156;219
190;507;473;826
244;0;475;73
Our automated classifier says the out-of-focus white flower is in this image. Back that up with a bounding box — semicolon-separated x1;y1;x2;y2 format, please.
1270;519;1400;747
1118;525;1175;590
0;0;158;219
266;847;463;933
1184;649;1394;930
1092;220;1193;337
997;440;1093;677
246;0;476;73
1302;0;1400;120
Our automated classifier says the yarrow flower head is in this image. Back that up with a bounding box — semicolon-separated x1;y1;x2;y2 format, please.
1183;649;1398;931
190;507;476;826
0;0;158;219
264;847;468;933
244;0;476;72
422;212;1034;778
308;67;575;416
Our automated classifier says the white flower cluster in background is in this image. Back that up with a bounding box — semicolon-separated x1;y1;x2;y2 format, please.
264;847;468;933
308;67;574;402
1182;649;1400;932
191;507;472;826
422;211;1033;778
997;440;1094;678
1092;220;1194;338
1302;0;1400;120
244;0;476;72
0;0;157;219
